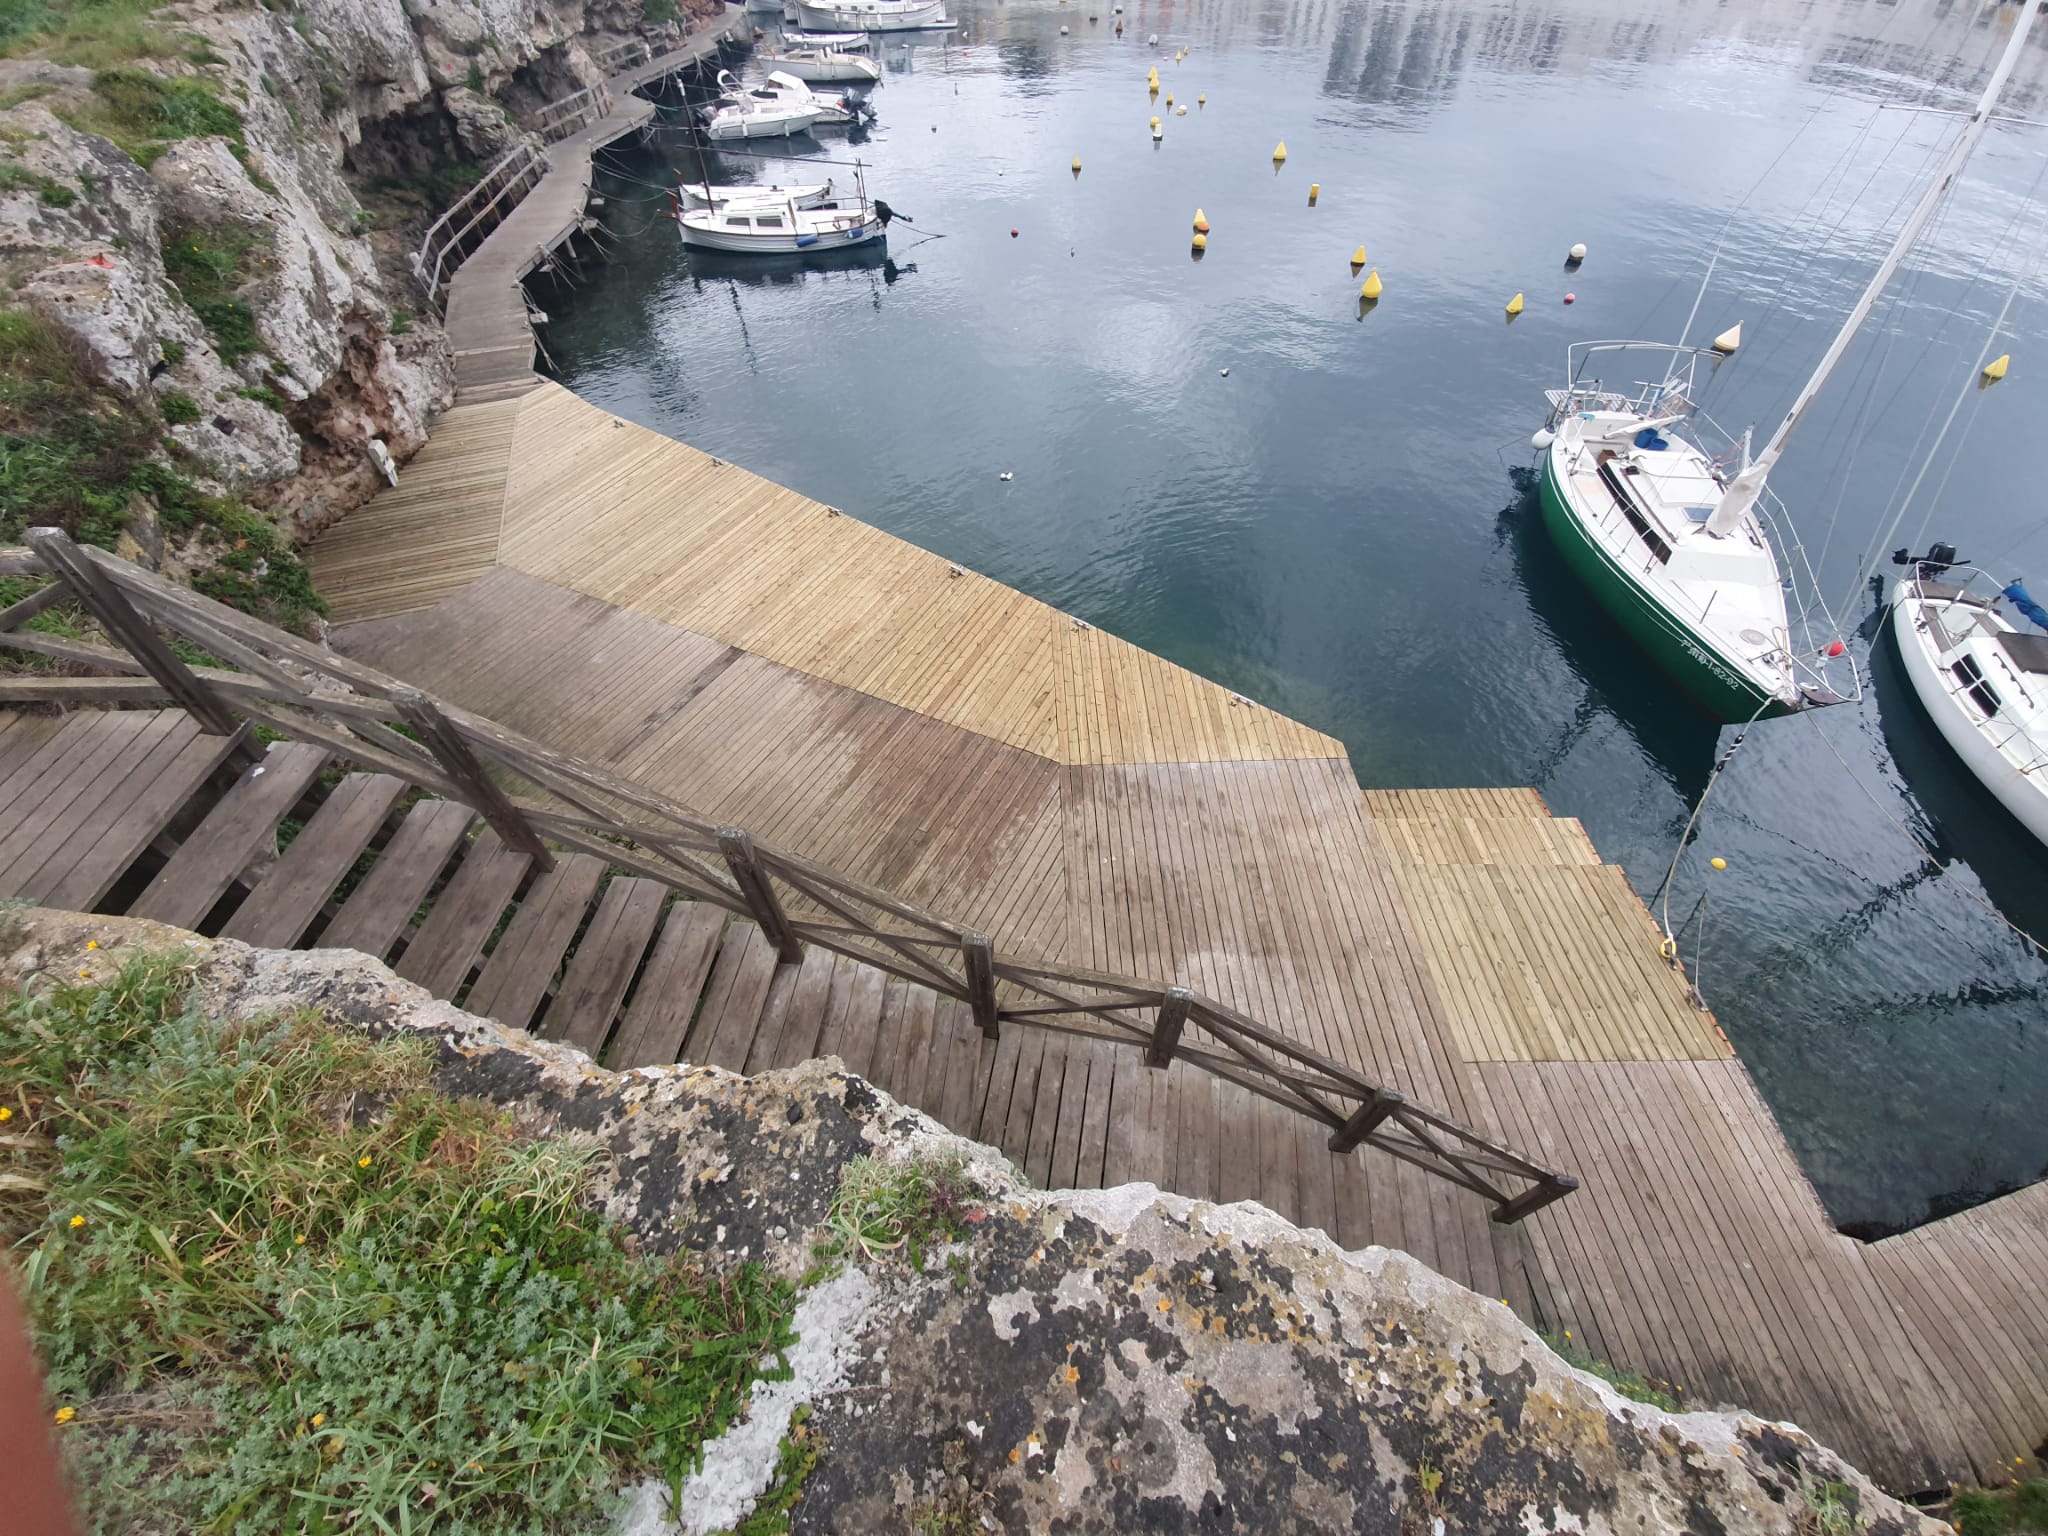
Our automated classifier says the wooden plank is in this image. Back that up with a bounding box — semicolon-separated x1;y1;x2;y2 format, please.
0;711;171;891
223;773;410;948
319;800;476;961
392;827;531;996
128;742;329;930
744;960;805;1076
545;876;665;1054
464;852;605;1029
766;944;839;1069
690;923;779;1071
606;899;727;1069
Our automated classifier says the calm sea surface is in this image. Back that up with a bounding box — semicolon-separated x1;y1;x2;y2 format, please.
539;0;2048;1235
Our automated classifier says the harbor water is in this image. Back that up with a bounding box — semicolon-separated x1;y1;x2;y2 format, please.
540;0;2048;1235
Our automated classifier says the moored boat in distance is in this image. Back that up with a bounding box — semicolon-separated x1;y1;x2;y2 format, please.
1888;551;2048;847
795;0;948;31
773;37;883;82
677;195;887;254
679;178;838;212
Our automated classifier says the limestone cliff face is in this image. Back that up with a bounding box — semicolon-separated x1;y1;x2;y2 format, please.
3;908;1946;1536
0;0;712;539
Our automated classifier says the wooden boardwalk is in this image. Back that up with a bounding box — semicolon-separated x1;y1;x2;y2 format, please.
304;28;2047;1491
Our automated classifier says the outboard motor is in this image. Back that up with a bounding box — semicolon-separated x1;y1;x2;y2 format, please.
873;199;908;228
1892;542;1959;576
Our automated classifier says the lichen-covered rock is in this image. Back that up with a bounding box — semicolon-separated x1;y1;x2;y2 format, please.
0;908;1947;1536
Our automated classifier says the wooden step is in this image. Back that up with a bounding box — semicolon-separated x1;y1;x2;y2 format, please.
220;773;410;948
464;852;605;1031
543;876;665;1055
762;946;840;1071
317;800;475;961
394;828;531;997
128;742;330;931
690;921;780;1071
603;899;728;1069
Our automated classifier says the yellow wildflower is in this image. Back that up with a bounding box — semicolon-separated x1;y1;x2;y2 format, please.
294;1234;307;1246
54;1406;75;1424
68;1214;85;1229
85;940;98;950
357;1155;373;1169
77;969;90;978
0;1106;12;1121
310;1413;326;1428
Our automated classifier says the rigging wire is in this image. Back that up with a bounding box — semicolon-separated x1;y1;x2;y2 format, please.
1653;693;1776;951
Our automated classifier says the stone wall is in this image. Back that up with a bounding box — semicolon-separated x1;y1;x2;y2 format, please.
2;906;1946;1536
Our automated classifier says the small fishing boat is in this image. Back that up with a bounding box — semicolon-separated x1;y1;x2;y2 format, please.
783;29;865;45
773;37;882;82
679;178;837;211
677;195;887;254
795;0;947;31
757;69;876;125
1889;551;2048;846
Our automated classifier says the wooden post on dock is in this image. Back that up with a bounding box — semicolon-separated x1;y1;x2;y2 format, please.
1489;1174;1581;1225
1146;986;1194;1068
718;828;802;962
26;527;247;745
963;933;999;1039
392;688;555;871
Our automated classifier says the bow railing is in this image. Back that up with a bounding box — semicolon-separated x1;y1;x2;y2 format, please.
0;531;1579;1223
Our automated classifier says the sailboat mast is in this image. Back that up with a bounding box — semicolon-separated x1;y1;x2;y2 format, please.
1752;4;2038;473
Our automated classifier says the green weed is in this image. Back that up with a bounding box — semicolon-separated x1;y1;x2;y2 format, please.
724;1406;822;1536
819;1153;983;1273
1539;1330;1682;1412
1954;1479;2048;1536
236;384;285;413
3;955;802;1534
157;388;197;425
62;67;246;167
159;217;262;364
0;160;76;206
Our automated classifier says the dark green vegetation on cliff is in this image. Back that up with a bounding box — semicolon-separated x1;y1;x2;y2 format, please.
0;951;797;1533
0;308;322;628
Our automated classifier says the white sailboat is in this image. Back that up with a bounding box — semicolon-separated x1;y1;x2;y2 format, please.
676;194;887;254
1890;553;2048;845
679;178;838;212
772;37;883;83
1535;2;2039;724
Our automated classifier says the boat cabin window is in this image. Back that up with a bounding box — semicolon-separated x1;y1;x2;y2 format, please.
724;215;750;227
1952;653;2002;719
756;214;784;228
1596;459;1671;564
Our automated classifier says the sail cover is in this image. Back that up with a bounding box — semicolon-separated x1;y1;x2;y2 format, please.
1703;461;1770;537
2004;580;2048;632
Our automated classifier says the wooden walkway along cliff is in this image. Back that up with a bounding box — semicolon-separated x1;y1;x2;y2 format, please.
308;27;2048;1492
3;16;2038;1497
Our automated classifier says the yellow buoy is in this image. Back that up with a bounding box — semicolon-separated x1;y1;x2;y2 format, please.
1072;156;1082;173
1272;140;1287;162
1192;207;1210;233
1164;92;1173;106
1197;93;1206;106
1361;267;1382;299
1505;292;1524;317
1149;114;1160;129
1711;322;1742;355
1308;182;1320;206
1191;231;1207;251
1174;104;1186;115
1709;857;1727;871
1147;66;1158;83
1983;352;2011;383
1350;244;1366;269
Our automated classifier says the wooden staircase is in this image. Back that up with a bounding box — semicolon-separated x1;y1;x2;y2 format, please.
0;709;876;1076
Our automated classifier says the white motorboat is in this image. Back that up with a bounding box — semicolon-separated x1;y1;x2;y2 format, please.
1535;0;2038;724
701;69;871;132
677;195;886;254
1889;555;2048;847
679;177;837;211
783;29;864;45
795;0;946;31
701;74;822;140
773;37;882;82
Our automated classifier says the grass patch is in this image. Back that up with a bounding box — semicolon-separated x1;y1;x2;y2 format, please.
0;160;76;206
3;954;801;1534
236;383;285;413
0;0;196;69
157;388;197;425
0;572;91;673
60;67;247;168
1539;1330;1681;1412
1955;1480;2048;1536
819;1153;984;1273
159;217;262;365
645;0;682;23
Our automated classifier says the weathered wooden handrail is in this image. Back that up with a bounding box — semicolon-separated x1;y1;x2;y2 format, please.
0;533;1580;1223
534;80;614;143
593;37;654;73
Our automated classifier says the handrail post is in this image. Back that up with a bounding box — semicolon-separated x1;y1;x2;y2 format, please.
1490;1174;1581;1226
963;932;998;1039
1328;1086;1405;1154
392;688;555;871
718;827;802;962
1146;986;1193;1068
26;528;247;743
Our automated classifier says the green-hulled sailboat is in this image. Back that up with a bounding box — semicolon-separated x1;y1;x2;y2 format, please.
1534;0;2036;724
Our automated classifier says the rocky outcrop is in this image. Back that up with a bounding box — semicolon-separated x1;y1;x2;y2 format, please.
0;0;715;539
1;907;1947;1536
